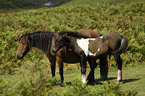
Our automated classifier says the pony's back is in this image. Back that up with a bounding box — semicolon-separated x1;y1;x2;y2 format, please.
105;32;128;55
78;29;100;38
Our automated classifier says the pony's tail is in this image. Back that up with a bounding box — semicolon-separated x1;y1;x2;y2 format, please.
112;36;128;55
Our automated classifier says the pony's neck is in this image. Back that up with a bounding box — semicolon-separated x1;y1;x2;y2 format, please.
31;32;54;53
67;36;83;55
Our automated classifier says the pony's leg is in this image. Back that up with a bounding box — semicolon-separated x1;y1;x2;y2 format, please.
47;56;56;77
100;55;108;81
51;62;56;77
80;54;87;84
56;57;64;87
87;59;97;82
114;55;122;82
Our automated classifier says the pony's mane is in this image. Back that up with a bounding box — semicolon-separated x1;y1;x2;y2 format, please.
58;31;90;38
18;31;53;42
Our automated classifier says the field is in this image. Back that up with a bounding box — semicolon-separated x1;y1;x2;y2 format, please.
1;63;145;96
0;0;145;95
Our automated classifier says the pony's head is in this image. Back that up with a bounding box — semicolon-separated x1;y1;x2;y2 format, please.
52;32;70;53
16;33;32;59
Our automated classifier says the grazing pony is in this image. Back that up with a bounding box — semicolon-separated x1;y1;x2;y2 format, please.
52;32;128;83
16;29;108;87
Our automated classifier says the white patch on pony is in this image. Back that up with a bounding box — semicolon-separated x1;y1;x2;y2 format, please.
77;38;89;56
88;48;100;56
100;36;103;38
117;69;122;82
82;74;86;83
77;38;100;56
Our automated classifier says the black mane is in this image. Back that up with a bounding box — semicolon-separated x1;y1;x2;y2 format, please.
18;31;55;54
18;31;53;42
58;31;90;38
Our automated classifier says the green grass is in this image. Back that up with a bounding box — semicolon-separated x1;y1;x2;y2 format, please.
1;62;145;95
63;63;145;96
60;0;145;7
120;64;145;96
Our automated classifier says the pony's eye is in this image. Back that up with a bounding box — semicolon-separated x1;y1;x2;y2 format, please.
55;40;58;43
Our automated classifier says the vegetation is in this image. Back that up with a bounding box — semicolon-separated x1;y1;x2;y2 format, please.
0;0;50;9
2;63;145;96
0;0;145;95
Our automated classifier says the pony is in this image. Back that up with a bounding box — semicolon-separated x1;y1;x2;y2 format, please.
16;29;108;87
52;31;128;83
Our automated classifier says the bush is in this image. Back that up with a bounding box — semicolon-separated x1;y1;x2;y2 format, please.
50;77;138;96
0;61;58;96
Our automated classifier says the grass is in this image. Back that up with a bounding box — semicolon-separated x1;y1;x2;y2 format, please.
60;0;145;7
63;63;145;96
120;64;145;96
1;62;145;95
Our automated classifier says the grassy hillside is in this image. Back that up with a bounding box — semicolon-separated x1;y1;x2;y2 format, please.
0;0;48;9
0;0;71;9
0;0;144;9
0;0;145;95
61;0;145;7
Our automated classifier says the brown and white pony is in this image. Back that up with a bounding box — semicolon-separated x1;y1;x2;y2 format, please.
52;31;128;84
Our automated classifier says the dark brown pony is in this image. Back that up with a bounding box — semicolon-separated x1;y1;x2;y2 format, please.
52;31;128;83
16;29;108;86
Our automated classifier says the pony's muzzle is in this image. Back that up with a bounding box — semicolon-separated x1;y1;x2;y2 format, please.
52;49;57;53
52;46;59;53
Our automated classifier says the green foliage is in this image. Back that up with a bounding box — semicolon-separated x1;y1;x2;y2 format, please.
50;78;138;96
0;0;145;95
0;0;145;73
53;76;89;96
2;62;145;95
0;61;58;96
97;81;137;96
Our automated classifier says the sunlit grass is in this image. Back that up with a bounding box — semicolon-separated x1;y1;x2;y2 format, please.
1;62;145;95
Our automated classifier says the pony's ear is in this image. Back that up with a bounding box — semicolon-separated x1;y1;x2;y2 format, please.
26;34;31;40
26;34;29;39
26;34;33;48
23;33;26;35
25;34;32;40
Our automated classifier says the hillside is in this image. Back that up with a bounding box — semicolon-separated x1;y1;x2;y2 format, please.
0;0;144;9
0;0;71;9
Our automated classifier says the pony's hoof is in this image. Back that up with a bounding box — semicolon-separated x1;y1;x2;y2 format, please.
87;76;95;82
117;79;122;83
87;80;95;85
88;79;95;83
60;84;63;87
101;77;107;81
